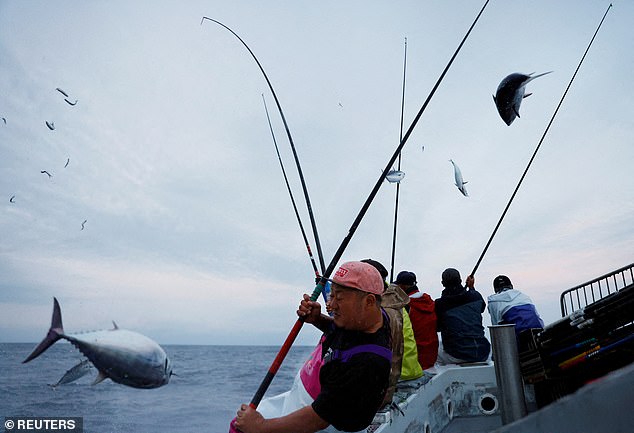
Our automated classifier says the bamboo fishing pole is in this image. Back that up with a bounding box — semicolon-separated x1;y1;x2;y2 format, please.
389;37;408;283
246;0;491;411
469;3;613;278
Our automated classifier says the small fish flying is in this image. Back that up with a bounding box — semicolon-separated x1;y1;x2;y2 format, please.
385;169;405;184
45;121;55;131
493;71;552;126
23;298;173;389
449;159;468;197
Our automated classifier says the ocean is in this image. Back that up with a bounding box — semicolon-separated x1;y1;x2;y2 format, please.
0;343;315;433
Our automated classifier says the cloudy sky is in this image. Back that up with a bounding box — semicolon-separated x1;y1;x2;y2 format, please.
1;1;632;346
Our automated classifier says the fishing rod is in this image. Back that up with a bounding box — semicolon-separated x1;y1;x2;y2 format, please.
469;3;613;278
389;37;408;283
245;0;491;413
262;94;325;295
201;17;326;276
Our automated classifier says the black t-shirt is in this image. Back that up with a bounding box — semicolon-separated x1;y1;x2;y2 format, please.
311;315;392;432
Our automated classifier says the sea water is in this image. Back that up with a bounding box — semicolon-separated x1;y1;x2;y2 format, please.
0;343;314;433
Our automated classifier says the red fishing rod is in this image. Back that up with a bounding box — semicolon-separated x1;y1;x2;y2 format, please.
469;3;613;278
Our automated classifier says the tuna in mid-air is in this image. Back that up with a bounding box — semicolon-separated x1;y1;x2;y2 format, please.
23;298;172;389
385;169;405;183
449;159;468;197
493;71;552;126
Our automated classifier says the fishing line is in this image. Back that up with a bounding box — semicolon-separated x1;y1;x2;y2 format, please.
201;17;326;276
469;3;613;278
245;0;490;411
389;37;408;282
262;94;324;287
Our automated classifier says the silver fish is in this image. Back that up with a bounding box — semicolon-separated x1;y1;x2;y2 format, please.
50;359;93;387
23;298;172;389
385;169;405;184
449;159;468;197
493;71;552;126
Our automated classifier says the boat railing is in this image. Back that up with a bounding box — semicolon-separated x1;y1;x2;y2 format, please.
559;262;634;316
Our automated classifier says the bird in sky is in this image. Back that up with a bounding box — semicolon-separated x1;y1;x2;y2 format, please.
45;121;55;131
41;170;52;178
9;195;15;203
81;220;87;230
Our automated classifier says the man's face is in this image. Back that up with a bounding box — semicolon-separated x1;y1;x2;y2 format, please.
328;284;369;330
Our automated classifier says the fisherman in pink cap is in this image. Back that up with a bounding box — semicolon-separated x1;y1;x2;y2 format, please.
235;261;392;433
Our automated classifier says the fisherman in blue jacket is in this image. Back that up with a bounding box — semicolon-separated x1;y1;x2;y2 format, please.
434;268;490;365
487;275;544;339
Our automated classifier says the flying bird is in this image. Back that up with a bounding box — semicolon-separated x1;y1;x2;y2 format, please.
81;219;87;230
64;157;70;168
493;71;552;126
338;102;343;108
1;117;6;124
385;169;405;184
41;170;52;178
56;88;69;97
449;159;468;197
64;98;78;106
45;121;55;130
9;195;15;203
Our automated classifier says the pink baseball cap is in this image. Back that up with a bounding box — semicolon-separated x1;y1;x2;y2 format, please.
332;261;384;295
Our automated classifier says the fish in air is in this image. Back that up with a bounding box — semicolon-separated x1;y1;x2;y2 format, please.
23;298;173;389
41;170;52;178
45;121;55;130
385;169;405;184
493;71;552;126
449;159;468;197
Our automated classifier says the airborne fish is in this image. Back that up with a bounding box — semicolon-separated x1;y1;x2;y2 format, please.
449;159;468;197
493;71;552;126
23;298;173;389
385;169;405;184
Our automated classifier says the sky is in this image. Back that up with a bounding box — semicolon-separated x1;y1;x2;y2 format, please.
1;0;632;347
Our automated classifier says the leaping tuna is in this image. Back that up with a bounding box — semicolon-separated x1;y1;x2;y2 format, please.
449;159;468;197
23;298;173;389
493;71;552;126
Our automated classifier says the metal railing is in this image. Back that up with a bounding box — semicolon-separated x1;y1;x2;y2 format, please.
560;263;634;317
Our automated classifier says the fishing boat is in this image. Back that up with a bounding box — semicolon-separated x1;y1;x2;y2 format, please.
363;263;634;433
